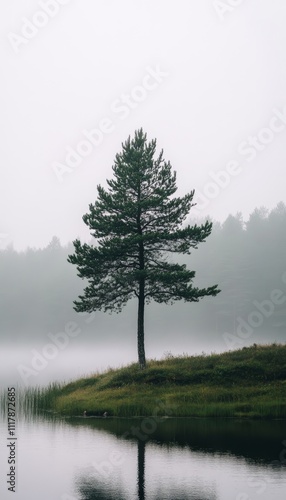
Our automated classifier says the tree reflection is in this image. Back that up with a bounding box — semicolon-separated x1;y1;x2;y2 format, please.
69;414;285;499
75;437;217;500
76;479;126;500
137;439;145;500
69;413;286;499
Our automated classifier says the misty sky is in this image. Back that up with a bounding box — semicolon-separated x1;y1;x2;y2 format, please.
1;0;286;250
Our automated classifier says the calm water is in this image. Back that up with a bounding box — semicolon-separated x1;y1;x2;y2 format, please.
0;412;285;500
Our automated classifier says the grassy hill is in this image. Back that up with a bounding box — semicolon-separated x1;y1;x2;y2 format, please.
37;343;286;419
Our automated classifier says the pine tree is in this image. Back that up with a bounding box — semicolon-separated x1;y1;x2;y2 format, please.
68;129;220;368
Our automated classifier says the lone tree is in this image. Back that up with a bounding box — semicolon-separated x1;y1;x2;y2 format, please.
68;129;220;368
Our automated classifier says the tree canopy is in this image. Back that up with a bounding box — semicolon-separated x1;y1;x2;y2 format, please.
68;129;220;367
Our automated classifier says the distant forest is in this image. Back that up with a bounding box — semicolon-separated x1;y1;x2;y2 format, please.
1;202;286;347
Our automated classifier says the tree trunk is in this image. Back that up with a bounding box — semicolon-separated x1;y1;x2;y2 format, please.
137;184;146;369
137;279;146;369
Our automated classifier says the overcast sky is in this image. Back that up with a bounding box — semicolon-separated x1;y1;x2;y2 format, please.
1;0;286;250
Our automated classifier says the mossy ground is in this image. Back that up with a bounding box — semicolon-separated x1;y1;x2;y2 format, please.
35;343;286;419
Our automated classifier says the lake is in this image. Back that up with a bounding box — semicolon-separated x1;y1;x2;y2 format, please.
0;407;285;500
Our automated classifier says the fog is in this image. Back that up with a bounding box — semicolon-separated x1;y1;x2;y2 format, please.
1;1;286;386
1;204;286;386
1;1;286;251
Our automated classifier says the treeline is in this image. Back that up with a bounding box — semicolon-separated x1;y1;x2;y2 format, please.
0;237;80;336
187;201;286;340
1;203;286;345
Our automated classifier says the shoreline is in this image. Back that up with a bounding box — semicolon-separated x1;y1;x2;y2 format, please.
28;343;286;420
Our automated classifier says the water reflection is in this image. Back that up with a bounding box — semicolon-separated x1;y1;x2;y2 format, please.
67;416;286;465
76;479;126;500
75;435;218;499
137;439;145;500
0;407;284;499
75;440;148;500
69;416;285;499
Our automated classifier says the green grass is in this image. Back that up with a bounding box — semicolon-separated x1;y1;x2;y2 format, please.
27;343;286;419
